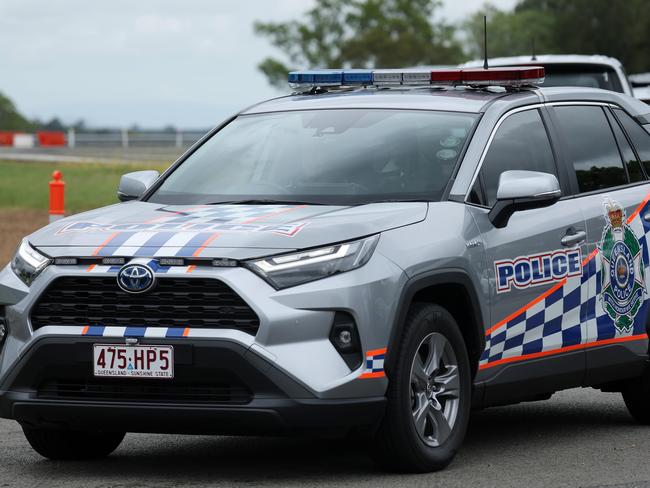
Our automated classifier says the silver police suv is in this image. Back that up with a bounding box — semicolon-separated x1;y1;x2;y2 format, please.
3;66;650;472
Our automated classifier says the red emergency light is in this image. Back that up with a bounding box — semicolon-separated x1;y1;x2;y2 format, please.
431;67;545;87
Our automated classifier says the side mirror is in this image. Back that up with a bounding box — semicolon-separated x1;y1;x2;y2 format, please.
489;170;561;228
117;170;160;202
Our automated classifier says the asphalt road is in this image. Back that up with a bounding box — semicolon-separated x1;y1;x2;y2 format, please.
1;387;649;488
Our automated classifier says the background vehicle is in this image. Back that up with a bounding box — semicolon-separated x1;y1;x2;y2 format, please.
630;73;650;105
460;54;634;95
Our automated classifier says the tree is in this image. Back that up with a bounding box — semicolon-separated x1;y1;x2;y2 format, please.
254;0;464;88
43;117;66;131
463;5;555;60
464;0;650;73
0;92;34;131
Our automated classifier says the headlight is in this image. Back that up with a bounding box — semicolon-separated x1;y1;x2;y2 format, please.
246;235;380;289
11;239;51;286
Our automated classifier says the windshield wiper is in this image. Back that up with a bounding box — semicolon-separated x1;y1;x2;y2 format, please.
365;198;432;203
206;199;326;206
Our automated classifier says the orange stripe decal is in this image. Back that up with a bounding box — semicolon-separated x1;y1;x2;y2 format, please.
366;347;388;357
182;327;191;337
192;233;220;257
359;371;386;379
479;333;649;370
581;248;599;268
240;205;307;225
627;189;650;223
92;232;120;256
86;264;97;272
82;325;89;335
186;265;196;274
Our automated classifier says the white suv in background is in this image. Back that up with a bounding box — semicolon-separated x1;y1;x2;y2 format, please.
460;54;633;96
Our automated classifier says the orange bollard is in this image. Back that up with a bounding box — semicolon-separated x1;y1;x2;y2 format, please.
49;170;65;222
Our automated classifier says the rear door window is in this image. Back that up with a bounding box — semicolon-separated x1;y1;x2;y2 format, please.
614;108;650;178
554;106;627;193
607;110;644;182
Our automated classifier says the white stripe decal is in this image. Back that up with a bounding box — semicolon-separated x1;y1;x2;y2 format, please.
153;232;196;256
102;326;127;337
113;232;157;256
144;328;168;338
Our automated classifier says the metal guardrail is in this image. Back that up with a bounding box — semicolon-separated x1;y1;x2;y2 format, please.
67;129;208;148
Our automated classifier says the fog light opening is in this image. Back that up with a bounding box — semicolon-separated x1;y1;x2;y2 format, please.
329;312;362;370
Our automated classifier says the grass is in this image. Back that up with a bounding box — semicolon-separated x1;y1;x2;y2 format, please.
0;160;169;213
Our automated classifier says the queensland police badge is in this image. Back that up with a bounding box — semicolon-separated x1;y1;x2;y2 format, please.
599;199;645;332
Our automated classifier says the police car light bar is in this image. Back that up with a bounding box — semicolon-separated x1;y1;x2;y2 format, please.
288;67;545;89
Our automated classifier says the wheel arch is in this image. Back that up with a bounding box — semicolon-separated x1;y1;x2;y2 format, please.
386;269;486;379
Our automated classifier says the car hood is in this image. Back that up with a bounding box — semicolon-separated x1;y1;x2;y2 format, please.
30;201;428;260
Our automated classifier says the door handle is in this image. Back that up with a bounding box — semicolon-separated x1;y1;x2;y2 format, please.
561;230;586;247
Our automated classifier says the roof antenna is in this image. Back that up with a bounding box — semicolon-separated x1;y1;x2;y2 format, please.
531;36;537;61
483;15;489;70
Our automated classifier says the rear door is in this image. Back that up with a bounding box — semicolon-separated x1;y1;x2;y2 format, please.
468;107;588;403
549;103;650;384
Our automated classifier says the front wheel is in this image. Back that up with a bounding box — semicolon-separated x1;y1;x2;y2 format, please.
372;303;471;472
23;427;125;460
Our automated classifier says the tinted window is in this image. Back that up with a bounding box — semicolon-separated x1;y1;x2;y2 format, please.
473;109;557;207
555;106;627;193
608;110;644;182
615;108;650;177
149;109;478;206
541;64;624;93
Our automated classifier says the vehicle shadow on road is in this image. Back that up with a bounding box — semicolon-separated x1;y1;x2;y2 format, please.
19;391;642;486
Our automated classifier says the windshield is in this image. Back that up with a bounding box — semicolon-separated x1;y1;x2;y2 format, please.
540;63;625;93
148;109;478;206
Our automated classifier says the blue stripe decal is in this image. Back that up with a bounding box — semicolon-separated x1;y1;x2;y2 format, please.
147;260;171;273
85;326;106;337
175;232;213;257
124;327;147;337
133;232;177;256
108;266;122;272
165;328;186;338
97;232;136;256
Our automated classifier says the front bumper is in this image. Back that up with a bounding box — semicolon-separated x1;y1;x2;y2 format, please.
0;336;385;434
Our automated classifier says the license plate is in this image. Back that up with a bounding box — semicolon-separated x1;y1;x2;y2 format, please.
93;344;174;379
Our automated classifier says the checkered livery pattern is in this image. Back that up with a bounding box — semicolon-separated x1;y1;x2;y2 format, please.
480;198;650;370
359;348;387;379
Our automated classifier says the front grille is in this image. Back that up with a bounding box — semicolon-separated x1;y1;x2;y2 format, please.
37;379;253;404
30;276;260;335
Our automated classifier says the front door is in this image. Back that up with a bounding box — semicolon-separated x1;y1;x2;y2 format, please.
468;107;588;404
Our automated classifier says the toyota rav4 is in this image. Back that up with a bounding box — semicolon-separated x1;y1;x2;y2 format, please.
3;67;650;473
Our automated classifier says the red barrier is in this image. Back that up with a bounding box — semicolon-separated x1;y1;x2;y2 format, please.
0;132;14;146
49;170;65;222
37;131;66;146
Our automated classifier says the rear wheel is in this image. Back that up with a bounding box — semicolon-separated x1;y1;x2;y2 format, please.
22;427;125;460
622;371;650;424
373;303;471;472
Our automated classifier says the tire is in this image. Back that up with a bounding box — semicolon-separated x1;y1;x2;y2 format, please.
622;372;650;424
22;427;125;460
372;303;472;473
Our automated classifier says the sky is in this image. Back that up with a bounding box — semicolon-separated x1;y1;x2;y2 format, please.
0;0;517;129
